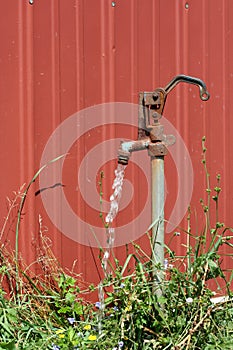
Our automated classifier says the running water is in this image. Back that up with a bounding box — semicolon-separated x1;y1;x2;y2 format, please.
97;163;126;334
102;163;126;276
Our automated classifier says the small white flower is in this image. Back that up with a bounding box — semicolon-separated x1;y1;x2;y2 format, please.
186;297;193;304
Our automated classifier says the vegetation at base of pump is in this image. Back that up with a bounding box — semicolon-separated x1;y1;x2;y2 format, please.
0;137;233;349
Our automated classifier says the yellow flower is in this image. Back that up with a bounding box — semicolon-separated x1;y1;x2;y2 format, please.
55;329;65;339
83;324;91;330
88;334;97;341
125;302;132;312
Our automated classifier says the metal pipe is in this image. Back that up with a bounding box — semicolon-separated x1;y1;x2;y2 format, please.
120;139;150;153
118;138;150;165
151;156;164;294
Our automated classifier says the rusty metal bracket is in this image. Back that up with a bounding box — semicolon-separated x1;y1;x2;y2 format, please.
138;89;167;139
148;142;168;157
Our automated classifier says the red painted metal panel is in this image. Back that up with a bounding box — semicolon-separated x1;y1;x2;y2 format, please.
1;0;233;293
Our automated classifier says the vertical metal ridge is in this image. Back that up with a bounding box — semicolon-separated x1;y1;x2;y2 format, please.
25;3;36;248
130;1;138;243
51;0;60;128
50;0;63;262
221;1;228;246
75;0;84;110
130;0;137;102
25;4;34;164
183;1;189;74
152;0;160;87
100;0;107;103
183;1;189;142
109;2;116;102
181;2;190;253
173;2;185;255
17;2;36;264
202;0;207;136
174;3;182;248
175;3;181;76
175;3;181;132
18;2;25;186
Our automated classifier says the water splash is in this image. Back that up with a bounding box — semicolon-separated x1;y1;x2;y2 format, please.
97;281;105;334
98;163;126;333
103;163;126;276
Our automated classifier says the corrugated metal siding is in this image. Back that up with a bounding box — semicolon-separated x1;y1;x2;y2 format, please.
1;0;233;289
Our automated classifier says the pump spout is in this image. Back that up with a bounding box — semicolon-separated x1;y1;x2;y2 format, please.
118;138;150;165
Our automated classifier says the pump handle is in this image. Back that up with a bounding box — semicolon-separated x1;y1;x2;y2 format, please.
164;74;210;101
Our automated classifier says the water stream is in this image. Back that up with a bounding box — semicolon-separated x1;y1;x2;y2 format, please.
102;163;126;276
98;163;126;333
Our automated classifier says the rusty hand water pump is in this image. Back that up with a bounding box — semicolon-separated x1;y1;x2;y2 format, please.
118;74;210;292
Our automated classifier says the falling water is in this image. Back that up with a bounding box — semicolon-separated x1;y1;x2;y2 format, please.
102;163;126;276
98;163;126;333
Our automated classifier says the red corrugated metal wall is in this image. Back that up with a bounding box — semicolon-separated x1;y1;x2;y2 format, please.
1;0;233;290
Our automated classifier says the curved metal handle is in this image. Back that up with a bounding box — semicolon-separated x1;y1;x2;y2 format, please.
164;74;210;101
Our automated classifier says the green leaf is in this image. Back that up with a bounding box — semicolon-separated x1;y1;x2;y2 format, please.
0;341;16;350
65;292;76;304
73;302;83;315
58;306;71;314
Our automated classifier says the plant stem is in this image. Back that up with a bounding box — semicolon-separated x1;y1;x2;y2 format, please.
15;154;65;297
